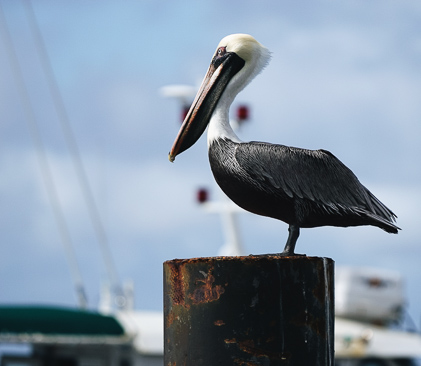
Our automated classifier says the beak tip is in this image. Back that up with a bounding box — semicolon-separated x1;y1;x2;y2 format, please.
168;153;175;163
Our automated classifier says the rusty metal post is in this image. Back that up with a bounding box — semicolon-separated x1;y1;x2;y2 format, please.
164;255;334;365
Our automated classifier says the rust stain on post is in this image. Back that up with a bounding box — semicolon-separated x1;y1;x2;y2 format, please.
224;337;237;344
228;338;290;361
233;359;263;366
165;311;176;329
166;260;189;308
166;259;226;307
190;271;225;305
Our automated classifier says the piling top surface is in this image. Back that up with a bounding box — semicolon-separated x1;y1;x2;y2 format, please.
164;255;333;265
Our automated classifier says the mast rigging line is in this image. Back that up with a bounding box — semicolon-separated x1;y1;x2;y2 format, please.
0;2;87;309
21;0;124;302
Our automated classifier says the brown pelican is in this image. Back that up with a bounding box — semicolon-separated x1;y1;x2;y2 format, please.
169;34;399;255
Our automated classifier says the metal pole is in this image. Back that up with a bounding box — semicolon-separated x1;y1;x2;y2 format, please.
164;255;334;365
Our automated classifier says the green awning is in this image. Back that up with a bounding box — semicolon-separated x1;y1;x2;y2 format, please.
0;306;124;336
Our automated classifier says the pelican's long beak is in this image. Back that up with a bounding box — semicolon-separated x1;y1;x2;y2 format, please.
169;51;245;162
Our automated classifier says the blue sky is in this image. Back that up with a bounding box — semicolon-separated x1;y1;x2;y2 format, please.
1;0;421;323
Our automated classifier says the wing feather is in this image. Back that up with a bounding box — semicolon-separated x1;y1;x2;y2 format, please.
234;142;376;211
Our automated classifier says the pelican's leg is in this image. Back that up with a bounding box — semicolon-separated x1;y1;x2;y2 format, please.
280;224;302;256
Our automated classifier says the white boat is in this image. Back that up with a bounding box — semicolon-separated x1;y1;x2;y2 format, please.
334;266;421;365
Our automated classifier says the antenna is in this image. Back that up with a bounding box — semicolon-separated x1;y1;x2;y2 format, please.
162;83;250;255
196;188;245;256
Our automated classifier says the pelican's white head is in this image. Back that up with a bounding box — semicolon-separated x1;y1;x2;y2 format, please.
216;34;271;97
169;34;271;161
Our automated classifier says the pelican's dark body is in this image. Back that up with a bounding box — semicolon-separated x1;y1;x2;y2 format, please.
209;138;399;233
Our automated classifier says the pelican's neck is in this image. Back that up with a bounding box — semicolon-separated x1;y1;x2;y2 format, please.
207;87;242;146
206;34;271;147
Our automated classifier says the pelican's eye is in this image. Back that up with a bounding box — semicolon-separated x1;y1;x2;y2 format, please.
212;46;229;68
216;47;226;57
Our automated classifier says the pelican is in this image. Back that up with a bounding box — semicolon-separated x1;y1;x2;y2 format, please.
169;34;399;256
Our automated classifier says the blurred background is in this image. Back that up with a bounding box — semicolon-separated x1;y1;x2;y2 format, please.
0;0;420;327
